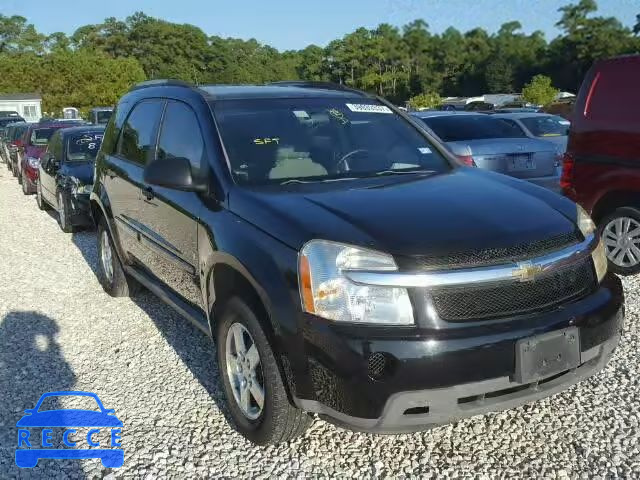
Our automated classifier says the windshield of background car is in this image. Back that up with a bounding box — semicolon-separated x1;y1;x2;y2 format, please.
421;115;528;141
519;116;570;137
11;125;28;141
66;131;104;162
30;127;58;145
96;110;112;124
213;97;450;185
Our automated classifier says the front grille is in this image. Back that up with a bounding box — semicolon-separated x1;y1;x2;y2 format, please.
407;231;581;270
429;258;596;321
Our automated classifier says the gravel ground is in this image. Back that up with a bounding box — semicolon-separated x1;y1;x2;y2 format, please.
0;166;639;479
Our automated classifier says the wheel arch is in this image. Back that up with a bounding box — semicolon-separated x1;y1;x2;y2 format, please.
592;190;640;223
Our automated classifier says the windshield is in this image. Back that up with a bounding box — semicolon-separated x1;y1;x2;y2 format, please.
519;116;570;137
31;127;58;146
96;111;112;124
421;115;527;141
66;132;104;162
11;125;28;141
214;98;450;185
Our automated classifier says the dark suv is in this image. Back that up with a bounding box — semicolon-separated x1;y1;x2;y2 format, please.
92;80;623;445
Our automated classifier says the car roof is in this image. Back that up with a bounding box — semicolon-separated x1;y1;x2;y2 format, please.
491;112;558;120
90;107;113;111
411;111;487;118
198;84;367;100
59;125;106;137
126;80;372;102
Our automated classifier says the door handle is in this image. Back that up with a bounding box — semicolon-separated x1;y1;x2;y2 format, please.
142;186;155;200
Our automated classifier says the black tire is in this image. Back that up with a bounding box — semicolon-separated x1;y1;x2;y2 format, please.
11;162;17;177
599;206;640;276
57;191;74;233
96;217;139;297
217;297;312;445
36;181;49;211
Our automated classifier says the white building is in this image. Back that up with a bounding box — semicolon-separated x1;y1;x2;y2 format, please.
0;93;42;122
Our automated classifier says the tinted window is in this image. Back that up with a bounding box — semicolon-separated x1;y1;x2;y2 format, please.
587;64;639;123
157;101;204;176
96;110;112;124
11;125;28;141
117;100;164;165
30;128;59;146
421;115;527;141
214;98;450;185
519;116;569;137
49;132;63;159
495;118;526;136
67;131;104;162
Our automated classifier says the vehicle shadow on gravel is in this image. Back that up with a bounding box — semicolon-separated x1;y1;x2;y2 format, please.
0;311;86;479
69;231;235;426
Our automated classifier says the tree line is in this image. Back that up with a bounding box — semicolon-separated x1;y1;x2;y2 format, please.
0;0;638;114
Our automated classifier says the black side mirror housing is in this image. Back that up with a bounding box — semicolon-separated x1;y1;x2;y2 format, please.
143;157;207;192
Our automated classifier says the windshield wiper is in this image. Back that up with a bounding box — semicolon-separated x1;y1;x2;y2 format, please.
375;169;435;176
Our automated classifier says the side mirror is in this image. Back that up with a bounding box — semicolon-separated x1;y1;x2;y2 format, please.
24;409;35;415
143;157;206;192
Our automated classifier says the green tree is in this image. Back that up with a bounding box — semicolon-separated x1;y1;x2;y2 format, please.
485;57;514;93
521;74;559;105
0;15;45;53
407;92;442;110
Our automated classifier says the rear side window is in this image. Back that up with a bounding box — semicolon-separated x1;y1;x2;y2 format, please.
156;101;204;177
49;132;63;159
586;64;640;123
117;99;164;165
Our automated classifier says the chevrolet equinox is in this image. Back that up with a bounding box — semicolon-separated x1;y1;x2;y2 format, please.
91;80;624;445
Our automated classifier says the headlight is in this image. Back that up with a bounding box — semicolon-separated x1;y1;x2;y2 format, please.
72;183;92;194
577;204;596;238
299;240;414;325
27;156;40;168
592;237;608;283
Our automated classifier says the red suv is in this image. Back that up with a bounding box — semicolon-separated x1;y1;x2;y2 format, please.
562;55;640;275
18;123;73;195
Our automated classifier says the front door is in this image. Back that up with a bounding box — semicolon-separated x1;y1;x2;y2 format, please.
136;100;205;312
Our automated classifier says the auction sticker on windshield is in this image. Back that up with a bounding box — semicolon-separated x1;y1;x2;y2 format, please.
346;103;393;114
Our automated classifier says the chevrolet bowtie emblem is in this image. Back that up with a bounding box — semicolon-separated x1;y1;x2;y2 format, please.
512;262;543;282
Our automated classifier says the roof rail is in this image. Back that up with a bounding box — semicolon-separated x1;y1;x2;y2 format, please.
267;81;367;95
129;79;193;92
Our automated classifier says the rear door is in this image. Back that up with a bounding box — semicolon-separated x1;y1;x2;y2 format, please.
106;99;165;264
39;131;63;204
135;100;205;312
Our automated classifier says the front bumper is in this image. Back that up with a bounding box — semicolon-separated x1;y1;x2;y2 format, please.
66;193;93;226
293;274;624;433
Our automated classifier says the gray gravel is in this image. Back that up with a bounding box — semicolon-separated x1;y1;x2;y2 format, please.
1;167;639;479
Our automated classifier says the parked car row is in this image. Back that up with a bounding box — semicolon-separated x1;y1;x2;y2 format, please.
411;110;567;191
0;59;632;447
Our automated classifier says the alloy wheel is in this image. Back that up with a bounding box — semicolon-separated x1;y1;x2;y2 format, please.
225;322;265;420
100;230;114;284
603;216;640;268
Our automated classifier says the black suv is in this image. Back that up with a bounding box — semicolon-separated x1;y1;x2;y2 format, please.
91;80;624;445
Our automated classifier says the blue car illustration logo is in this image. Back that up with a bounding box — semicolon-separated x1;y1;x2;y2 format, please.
16;391;123;468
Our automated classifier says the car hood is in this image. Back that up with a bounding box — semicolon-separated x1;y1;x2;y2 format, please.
16;410;123;427
59;161;94;185
25;145;46;159
229;168;579;257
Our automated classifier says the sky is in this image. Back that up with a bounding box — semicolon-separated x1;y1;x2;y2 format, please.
1;0;638;51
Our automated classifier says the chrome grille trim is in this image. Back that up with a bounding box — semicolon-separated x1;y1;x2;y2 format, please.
343;233;596;288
